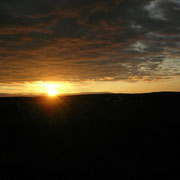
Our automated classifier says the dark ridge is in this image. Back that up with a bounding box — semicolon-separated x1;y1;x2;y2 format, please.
0;92;179;179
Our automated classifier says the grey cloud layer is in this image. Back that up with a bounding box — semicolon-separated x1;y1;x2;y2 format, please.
0;0;180;82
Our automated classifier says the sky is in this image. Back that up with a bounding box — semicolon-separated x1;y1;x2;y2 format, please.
0;0;180;96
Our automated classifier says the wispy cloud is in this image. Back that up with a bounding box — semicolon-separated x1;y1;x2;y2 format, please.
0;0;180;84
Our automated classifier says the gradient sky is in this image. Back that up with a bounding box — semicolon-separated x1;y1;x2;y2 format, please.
0;0;180;95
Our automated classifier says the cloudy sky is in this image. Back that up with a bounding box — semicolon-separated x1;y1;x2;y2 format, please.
0;0;180;95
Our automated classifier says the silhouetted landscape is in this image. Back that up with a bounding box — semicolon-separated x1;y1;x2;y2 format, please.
0;92;179;179
1;0;180;179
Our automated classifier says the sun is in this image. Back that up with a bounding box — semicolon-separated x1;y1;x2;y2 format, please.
35;81;71;96
48;88;58;97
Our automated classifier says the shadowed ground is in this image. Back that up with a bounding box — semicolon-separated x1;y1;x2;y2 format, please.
0;92;179;179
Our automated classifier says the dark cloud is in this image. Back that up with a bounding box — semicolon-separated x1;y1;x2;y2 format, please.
0;0;180;83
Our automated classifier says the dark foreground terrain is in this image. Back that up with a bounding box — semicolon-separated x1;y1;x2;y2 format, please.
0;92;180;179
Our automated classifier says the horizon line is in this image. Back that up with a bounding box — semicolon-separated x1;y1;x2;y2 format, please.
0;91;180;98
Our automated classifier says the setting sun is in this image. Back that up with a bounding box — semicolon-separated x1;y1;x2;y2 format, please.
48;88;58;97
29;81;74;96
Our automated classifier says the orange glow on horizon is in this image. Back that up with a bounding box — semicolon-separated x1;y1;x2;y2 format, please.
37;81;72;96
0;76;180;96
47;88;58;97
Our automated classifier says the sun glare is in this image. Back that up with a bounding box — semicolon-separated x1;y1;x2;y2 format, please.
24;81;73;96
48;88;58;97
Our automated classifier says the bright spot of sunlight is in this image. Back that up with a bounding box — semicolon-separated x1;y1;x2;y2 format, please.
36;81;72;96
48;87;58;97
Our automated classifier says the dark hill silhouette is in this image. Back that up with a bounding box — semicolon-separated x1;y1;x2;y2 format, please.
0;92;179;179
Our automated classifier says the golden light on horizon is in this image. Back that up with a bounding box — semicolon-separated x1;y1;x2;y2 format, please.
47;87;58;97
1;76;180;96
38;81;72;96
42;83;61;97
